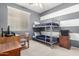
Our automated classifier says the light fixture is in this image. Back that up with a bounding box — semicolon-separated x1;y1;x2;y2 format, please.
29;3;43;8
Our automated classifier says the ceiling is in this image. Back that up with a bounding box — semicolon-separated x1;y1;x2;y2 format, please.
17;3;61;13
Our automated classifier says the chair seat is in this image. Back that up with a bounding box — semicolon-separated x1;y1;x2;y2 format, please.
20;39;27;46
20;38;26;42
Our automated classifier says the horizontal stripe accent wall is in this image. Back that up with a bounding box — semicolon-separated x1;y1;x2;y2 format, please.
40;3;79;47
61;26;79;33
71;40;79;48
40;11;79;23
40;3;77;16
70;33;79;41
60;19;79;27
40;4;79;20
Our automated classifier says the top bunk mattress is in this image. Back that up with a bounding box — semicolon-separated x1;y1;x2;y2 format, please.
35;22;59;27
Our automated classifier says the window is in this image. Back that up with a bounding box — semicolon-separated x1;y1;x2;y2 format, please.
8;6;31;31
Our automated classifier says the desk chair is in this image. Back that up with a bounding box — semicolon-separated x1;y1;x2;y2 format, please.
20;33;31;49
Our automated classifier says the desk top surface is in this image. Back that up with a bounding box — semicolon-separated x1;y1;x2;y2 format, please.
0;41;21;53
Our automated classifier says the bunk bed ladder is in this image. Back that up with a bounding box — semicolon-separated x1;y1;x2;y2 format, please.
45;25;47;44
50;22;53;47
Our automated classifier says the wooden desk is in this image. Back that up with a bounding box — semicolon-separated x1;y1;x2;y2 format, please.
0;36;21;56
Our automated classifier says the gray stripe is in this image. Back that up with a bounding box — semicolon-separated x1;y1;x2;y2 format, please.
71;40;79;48
61;26;79;33
59;12;79;21
40;3;78;16
40;11;79;24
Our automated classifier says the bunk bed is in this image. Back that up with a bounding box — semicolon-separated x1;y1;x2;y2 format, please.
33;22;59;46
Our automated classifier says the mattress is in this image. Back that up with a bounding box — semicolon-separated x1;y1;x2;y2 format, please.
36;35;58;42
35;22;59;27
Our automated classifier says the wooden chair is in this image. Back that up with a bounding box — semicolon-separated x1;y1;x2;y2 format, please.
20;33;31;50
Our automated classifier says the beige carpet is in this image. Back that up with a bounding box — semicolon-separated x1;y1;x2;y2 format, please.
21;40;79;56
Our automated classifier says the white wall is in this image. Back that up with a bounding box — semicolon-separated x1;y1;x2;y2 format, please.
70;33;79;41
60;19;79;27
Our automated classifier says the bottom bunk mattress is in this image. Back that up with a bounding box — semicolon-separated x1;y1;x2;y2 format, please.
35;35;58;43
